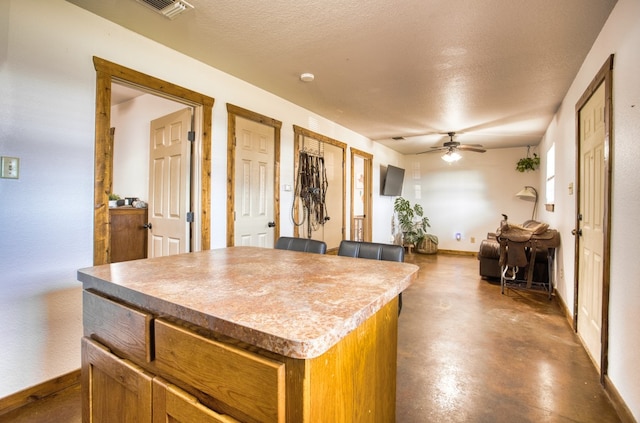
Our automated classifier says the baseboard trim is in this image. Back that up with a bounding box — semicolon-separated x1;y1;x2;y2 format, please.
437;249;478;257
0;369;80;416
604;375;637;423
554;288;575;331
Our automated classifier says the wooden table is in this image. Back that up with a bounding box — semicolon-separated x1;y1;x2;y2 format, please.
78;246;419;423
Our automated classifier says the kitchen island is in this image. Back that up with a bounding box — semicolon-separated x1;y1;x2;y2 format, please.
78;246;419;422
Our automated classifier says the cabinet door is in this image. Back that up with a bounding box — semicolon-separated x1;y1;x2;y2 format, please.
82;337;153;423
153;378;240;423
110;208;148;262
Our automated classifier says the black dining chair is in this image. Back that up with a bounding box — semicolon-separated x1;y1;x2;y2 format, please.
274;236;327;254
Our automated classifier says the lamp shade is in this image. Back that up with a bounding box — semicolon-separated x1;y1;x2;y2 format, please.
516;186;538;220
516;186;537;200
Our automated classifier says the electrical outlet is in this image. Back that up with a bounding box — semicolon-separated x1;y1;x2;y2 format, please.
1;156;19;179
470;237;476;243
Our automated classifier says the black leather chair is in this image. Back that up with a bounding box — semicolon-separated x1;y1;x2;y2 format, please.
275;236;327;254
337;240;405;314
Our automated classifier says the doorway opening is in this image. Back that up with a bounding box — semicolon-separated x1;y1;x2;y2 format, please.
226;104;282;247
92;57;214;265
350;148;373;242
292;125;346;251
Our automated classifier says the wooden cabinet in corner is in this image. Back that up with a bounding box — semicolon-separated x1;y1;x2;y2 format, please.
109;207;147;263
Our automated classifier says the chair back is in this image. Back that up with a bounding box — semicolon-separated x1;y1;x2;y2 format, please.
337;240;404;262
275;236;327;254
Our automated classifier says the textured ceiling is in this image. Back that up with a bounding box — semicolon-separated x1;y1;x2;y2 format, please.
67;0;617;154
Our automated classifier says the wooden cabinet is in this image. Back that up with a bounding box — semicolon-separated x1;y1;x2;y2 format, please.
154;319;285;422
82;337;238;423
81;337;153;423
153;378;240;423
110;207;148;263
81;290;399;422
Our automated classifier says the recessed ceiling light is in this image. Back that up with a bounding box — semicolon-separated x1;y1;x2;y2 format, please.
300;73;315;82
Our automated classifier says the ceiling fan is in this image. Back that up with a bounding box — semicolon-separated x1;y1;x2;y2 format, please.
418;132;487;155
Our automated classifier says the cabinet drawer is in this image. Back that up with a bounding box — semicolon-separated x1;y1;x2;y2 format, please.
154;319;285;423
153;377;241;423
83;290;153;363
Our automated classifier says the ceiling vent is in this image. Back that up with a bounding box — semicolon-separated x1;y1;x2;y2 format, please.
135;0;194;19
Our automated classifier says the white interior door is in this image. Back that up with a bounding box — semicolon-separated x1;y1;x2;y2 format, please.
234;116;275;247
577;82;605;369
148;108;192;257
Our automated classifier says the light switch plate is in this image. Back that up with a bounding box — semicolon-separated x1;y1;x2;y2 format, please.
1;156;20;179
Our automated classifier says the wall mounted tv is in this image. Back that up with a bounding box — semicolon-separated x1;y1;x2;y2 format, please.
380;164;405;196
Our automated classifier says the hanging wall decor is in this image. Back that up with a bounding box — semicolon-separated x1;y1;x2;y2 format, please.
292;148;329;239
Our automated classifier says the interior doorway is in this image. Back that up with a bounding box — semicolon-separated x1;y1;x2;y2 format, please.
350;148;373;242
147;108;193;257
226;104;282;247
92;57;214;265
292;125;346;251
574;54;613;382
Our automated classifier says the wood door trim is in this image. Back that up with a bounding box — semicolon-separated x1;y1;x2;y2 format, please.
573;54;614;383
92;57;214;265
226;103;282;247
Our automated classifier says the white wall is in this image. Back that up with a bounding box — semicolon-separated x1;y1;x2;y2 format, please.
537;0;640;419
111;93;187;201
0;0;402;397
399;147;539;252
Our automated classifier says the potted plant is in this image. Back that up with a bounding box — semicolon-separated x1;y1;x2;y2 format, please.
108;193;120;208
516;146;540;172
393;197;438;254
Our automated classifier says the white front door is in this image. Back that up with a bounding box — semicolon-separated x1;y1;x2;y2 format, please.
148;108;192;257
577;82;605;369
234;116;275;247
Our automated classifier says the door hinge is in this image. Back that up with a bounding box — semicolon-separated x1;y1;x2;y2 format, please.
188;131;195;142
186;211;194;223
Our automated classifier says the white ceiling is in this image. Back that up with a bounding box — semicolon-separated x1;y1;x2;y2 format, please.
68;0;617;154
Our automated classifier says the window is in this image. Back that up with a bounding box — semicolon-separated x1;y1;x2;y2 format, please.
545;143;555;210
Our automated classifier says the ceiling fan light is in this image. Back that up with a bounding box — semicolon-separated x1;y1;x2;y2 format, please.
442;151;461;163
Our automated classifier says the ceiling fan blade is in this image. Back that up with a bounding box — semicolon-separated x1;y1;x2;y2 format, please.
458;146;486;153
417;148;446;155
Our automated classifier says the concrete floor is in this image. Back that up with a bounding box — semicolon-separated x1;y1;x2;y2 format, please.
1;253;621;422
397;253;620;422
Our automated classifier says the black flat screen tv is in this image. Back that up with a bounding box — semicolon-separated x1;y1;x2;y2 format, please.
381;164;405;196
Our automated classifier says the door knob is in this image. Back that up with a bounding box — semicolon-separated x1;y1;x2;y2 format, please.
267;221;276;228
143;223;152;230
571;228;582;236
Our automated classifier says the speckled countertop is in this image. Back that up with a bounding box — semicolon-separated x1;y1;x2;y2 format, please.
78;246;419;359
